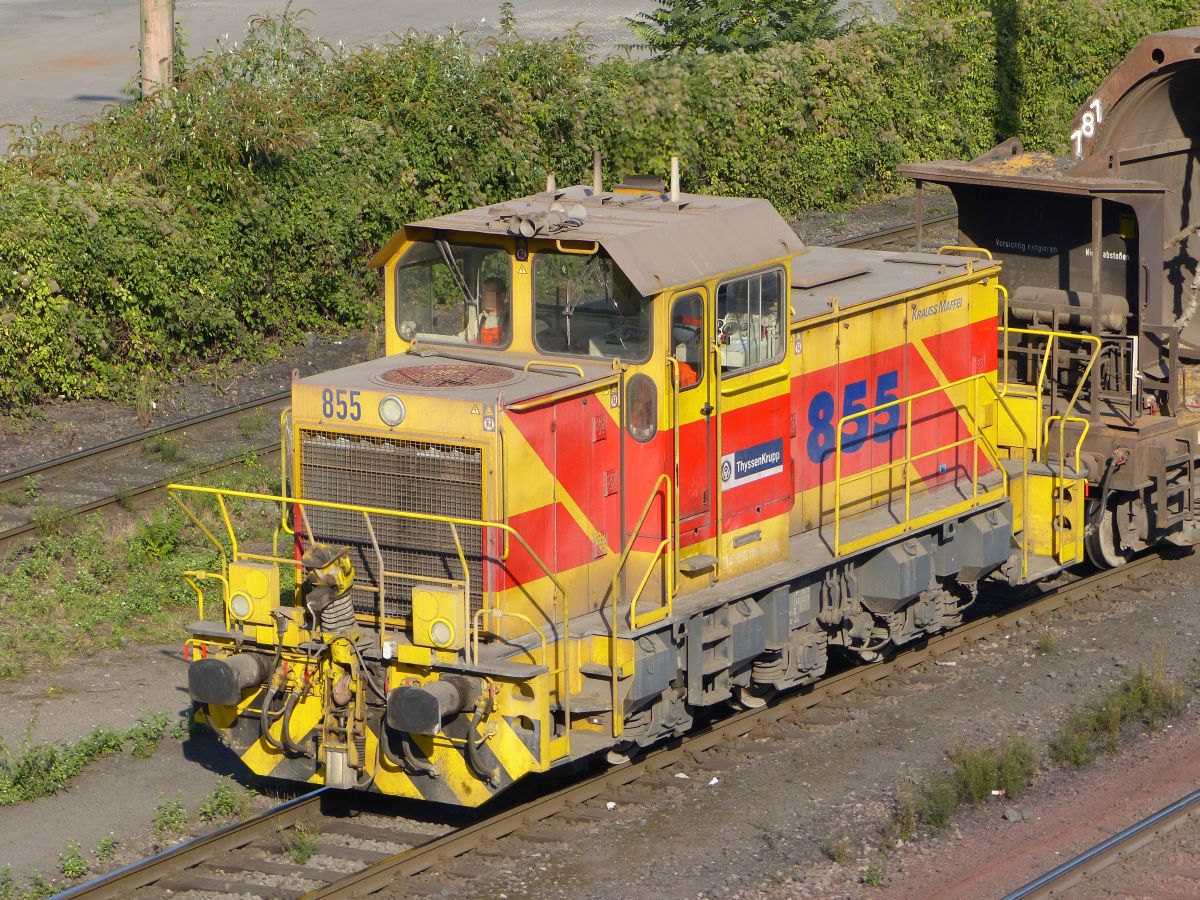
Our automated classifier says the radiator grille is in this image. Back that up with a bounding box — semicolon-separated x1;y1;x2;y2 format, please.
298;430;484;619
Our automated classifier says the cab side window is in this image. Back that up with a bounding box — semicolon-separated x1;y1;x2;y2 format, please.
670;293;704;390
716;269;784;375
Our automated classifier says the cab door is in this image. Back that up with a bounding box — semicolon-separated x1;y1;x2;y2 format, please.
669;290;717;541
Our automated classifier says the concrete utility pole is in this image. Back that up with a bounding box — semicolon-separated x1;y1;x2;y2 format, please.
140;0;175;98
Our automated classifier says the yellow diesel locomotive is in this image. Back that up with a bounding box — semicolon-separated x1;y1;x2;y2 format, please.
176;30;1200;807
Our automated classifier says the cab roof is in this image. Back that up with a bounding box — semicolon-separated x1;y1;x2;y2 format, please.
370;185;806;298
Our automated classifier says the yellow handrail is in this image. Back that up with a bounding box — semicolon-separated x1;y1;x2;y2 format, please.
938;245;994;260
832;374;1028;563
522;359;585;378
999;327;1100;461
629;540;672;629
554;239;599;256
472;608;546;670
168;483;567;598
183;571;227;626
1043;415;1090;474
608;473;673;739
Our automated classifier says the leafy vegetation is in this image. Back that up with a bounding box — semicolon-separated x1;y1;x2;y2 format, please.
625;0;844;56
55;842;88;881
93;832;119;865
151;794;189;841
198;777;255;823
1;0;1195;409
280;822;321;865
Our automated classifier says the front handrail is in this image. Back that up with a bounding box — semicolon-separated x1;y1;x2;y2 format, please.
608;473;673;739
183;570;227;626
168;483;569;676
168;483;567;598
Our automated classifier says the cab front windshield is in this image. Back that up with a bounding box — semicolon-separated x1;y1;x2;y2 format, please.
395;240;511;346
533;250;652;361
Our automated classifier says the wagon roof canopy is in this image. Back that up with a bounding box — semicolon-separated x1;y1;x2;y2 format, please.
371;186;806;297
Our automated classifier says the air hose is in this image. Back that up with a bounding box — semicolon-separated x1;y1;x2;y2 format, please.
279;691;309;756
259;683;287;752
465;691;498;787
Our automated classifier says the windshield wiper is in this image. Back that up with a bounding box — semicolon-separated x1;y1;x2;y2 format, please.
435;239;476;310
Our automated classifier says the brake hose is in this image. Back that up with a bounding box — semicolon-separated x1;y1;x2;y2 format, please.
259;683;287;752
279;691;309;756
465;692;497;787
378;715;436;776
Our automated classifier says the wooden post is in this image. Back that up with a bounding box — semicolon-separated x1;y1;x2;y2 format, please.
140;0;174;98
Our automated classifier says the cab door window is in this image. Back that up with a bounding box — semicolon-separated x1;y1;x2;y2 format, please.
670;293;705;389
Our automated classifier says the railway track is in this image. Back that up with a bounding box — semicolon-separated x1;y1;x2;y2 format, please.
0;391;289;554
0;214;960;561
61;552;1159;899
1005;786;1200;899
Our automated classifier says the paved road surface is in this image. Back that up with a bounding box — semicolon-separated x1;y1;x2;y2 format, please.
0;0;643;151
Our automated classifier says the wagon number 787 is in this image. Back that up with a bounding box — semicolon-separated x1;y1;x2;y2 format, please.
321;388;362;421
806;371;900;463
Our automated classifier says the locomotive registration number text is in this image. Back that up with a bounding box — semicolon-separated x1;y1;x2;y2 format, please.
806;371;900;463
321;388;362;421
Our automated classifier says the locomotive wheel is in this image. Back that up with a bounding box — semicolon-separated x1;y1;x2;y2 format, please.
1085;497;1136;569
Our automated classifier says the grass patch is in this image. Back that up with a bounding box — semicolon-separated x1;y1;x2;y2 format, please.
237;410;271;439
152;794;188;842
280;822;320;865
94;832;119;865
0;456;280;679
889;734;1037;838
0;713;178;806
862;860;886;887
1049;657;1189;767
56;841;88;881
141;433;185;462
27;506;68;540
819;837;850;865
1036;632;1057;654
198;777;255;823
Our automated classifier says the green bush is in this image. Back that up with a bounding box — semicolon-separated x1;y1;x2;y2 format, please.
1;1;1196;409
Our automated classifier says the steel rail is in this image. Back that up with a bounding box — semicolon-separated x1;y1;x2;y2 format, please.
58;789;329;899
0;443;280;550
1004;786;1200;899
832;213;957;249
0;390;290;487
